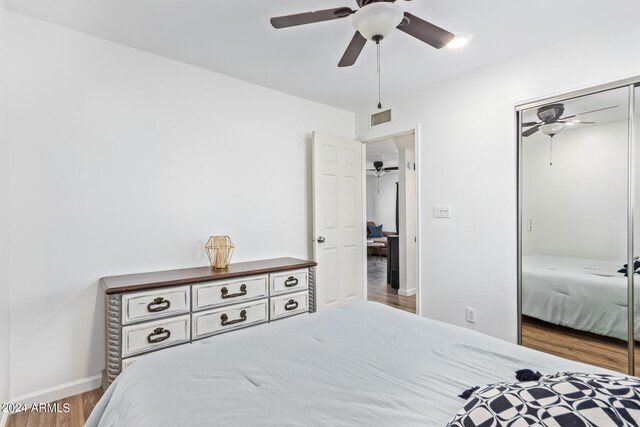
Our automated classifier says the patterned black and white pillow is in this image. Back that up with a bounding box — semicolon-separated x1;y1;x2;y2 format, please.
447;372;640;426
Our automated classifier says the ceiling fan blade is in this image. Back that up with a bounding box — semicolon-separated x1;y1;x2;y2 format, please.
338;31;367;67
383;166;399;171
559;120;596;125
560;105;619;121
522;125;541;137
522;121;540;127
396;12;454;49
270;7;353;29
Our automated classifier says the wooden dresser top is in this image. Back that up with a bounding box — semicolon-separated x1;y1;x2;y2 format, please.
100;257;317;294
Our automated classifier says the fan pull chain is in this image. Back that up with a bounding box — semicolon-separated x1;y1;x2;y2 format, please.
549;136;554;166
377;41;382;110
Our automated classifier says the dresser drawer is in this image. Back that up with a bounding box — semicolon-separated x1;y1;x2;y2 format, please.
122;286;190;325
192;299;268;340
270;291;309;320
121;355;145;371
270;269;309;295
192;275;267;311
122;315;190;358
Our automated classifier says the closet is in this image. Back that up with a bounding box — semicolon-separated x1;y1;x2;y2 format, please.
517;79;640;374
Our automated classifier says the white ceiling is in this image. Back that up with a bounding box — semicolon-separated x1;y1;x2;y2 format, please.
7;0;640;112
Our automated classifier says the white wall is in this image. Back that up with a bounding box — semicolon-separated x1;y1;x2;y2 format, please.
355;16;640;342
398;148;416;296
365;175;377;226
366;173;397;232
7;13;354;399
0;0;10;417
523;121;628;261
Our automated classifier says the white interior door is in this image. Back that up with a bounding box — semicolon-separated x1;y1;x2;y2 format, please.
312;131;364;310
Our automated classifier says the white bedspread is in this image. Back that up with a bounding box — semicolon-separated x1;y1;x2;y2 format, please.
522;254;633;340
87;301;609;427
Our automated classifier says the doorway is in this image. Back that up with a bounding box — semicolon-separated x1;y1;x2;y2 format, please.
362;131;418;314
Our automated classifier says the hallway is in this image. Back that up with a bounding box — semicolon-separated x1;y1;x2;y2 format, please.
366;257;416;314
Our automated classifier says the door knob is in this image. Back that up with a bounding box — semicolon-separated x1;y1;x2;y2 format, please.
317;236;326;244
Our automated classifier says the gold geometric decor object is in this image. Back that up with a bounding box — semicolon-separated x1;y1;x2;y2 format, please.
205;235;235;270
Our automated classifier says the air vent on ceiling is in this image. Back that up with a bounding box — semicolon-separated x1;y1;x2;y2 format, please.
370;108;393;127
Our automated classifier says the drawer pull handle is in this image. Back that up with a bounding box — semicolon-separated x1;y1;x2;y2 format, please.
147;327;171;344
284;276;299;287
147;297;171;312
221;284;247;299
220;310;247;326
284;299;299;311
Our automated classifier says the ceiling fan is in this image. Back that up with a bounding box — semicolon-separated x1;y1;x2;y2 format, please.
367;161;398;193
367;160;398;177
270;0;454;68
522;103;619;137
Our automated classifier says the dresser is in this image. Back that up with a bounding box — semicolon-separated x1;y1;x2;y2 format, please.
101;257;316;389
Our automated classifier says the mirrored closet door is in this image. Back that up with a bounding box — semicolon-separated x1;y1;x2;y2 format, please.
634;83;640;374
518;82;639;374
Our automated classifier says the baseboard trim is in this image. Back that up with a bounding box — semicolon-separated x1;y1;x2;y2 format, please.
9;374;102;408
1;410;9;427
398;288;416;297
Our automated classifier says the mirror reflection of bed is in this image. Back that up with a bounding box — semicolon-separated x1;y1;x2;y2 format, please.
521;254;634;372
520;86;640;374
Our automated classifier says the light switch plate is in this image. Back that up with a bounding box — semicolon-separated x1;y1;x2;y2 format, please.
433;205;452;218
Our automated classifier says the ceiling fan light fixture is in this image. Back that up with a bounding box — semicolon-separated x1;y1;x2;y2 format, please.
446;33;472;49
351;2;404;41
540;122;566;136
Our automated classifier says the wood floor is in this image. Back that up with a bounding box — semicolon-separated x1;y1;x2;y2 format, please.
522;315;640;374
6;388;103;427
367;256;416;314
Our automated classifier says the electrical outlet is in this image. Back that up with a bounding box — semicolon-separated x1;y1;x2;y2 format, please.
466;307;476;324
433;204;452;218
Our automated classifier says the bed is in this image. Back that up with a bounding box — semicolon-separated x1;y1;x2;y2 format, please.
522;254;634;341
87;301;609;426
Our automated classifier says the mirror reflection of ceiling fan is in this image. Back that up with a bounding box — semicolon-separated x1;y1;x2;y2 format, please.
522;103;619;137
523;102;619;166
